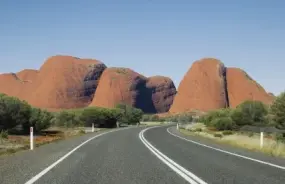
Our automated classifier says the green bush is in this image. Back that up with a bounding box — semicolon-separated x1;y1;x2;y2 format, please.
222;130;234;135
275;133;285;143
210;117;235;131
28;108;54;132
231;100;268;127
116;104;143;125
80;107;123;128
0;130;8;139
214;133;223;138
0;94;32;131
194;128;202;132
270;92;285;129
54;111;82;128
200;108;232;126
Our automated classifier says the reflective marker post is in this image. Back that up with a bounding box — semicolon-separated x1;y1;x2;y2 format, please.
177;123;179;130
30;127;34;150
92;123;94;132
260;132;264;149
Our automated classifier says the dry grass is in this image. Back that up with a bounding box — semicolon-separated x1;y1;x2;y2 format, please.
0;126;103;156
179;123;285;158
140;121;168;126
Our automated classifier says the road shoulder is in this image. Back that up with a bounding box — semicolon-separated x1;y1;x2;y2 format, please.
168;126;285;168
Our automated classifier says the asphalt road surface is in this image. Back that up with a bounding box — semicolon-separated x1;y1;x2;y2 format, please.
0;126;284;184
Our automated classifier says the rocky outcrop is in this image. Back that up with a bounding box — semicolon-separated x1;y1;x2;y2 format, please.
226;68;273;108
90;67;149;109
146;76;176;113
90;68;177;113
170;58;228;113
0;55;107;109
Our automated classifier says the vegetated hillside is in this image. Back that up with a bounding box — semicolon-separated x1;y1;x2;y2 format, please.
90;68;177;113
170;58;228;113
226;68;274;108
0;55;107;109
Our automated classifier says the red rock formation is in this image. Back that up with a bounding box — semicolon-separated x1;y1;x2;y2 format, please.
90;67;147;108
0;55;107;109
170;58;228;113
16;69;38;82
0;73;27;99
226;68;273;107
146;76;176;113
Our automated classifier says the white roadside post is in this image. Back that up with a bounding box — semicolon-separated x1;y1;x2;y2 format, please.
177;123;179;130
30;127;34;150
260;131;264;149
92;123;94;132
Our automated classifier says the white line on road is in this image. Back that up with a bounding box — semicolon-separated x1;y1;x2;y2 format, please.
139;127;207;184
167;127;285;170
25;127;131;184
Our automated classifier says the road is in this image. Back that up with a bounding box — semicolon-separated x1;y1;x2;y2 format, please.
0;126;284;184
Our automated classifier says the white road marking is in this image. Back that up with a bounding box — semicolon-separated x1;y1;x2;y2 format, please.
25;128;130;184
139;127;207;184
167;127;285;170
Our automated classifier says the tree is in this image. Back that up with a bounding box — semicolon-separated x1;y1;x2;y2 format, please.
115;104;143;124
29;108;54;132
55;111;81;127
0;94;32;131
231;100;268;127
270;92;285;129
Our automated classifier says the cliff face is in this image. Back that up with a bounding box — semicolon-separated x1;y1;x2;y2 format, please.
170;58;228;113
0;55;274;113
226;68;273;108
90;67;147;109
0;55;107;109
89;68;177;113
146;76;176;113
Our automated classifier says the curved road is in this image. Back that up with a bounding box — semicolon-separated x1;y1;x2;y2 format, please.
0;126;284;184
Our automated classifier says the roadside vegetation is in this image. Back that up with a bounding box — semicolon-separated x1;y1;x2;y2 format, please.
178;92;285;157
0;93;143;155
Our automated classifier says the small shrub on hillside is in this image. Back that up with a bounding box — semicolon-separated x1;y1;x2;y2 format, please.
210;117;235;131
213;133;223;138
222;130;234;136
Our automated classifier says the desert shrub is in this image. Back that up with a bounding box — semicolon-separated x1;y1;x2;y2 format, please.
210;117;235;131
116;104;143;125
0;94;32;131
54;110;82;128
80;107;123;128
194;128;202;132
270;92;285;129
231;100;268;127
141;114;160;122
0;130;8;139
200;108;232;126
222;130;234;135
214;133;223;138
275;133;285;143
29;108;54;132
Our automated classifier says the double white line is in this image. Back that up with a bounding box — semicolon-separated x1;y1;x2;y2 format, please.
139;127;207;184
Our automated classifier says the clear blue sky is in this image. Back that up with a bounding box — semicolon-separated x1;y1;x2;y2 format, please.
0;0;284;95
